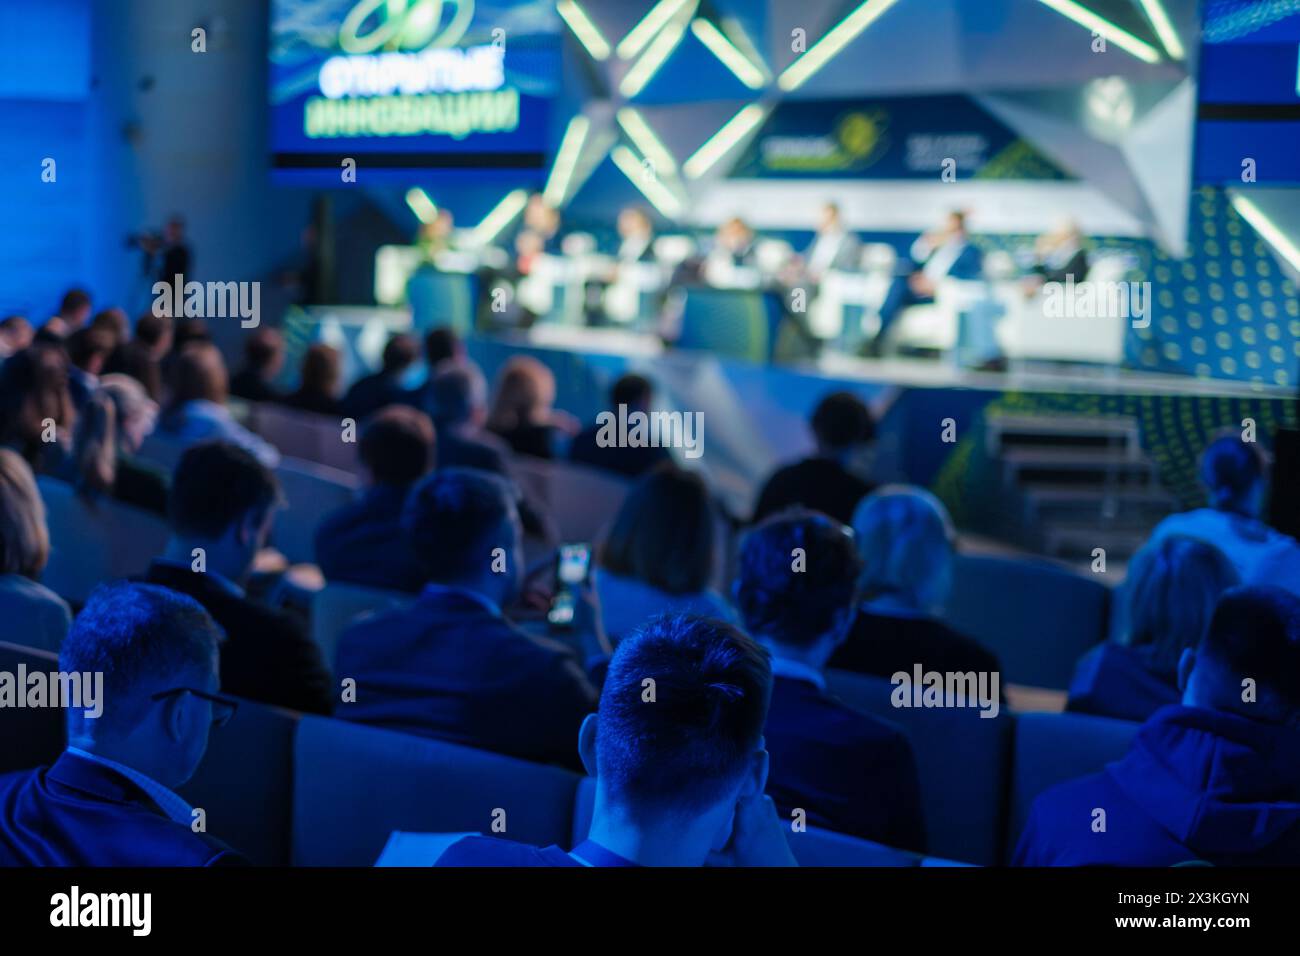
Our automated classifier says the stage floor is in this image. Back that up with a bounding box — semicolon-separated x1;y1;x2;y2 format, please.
517;324;1295;401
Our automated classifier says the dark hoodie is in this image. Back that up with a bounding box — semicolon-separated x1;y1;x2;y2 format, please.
1014;705;1300;866
1066;643;1180;724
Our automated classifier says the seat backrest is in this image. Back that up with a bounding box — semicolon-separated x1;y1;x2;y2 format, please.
944;553;1110;689
273;457;360;563
310;582;409;666
1006;710;1139;858
291;715;581;866
825;668;1012;866
0;642;65;775
508;457;630;544
37;477;170;605
249;403;360;475
179;699;301;866
677;288;772;362
569;776;921;867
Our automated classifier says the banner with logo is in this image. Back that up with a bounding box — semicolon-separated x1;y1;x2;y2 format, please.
269;0;559;178
729;95;1070;181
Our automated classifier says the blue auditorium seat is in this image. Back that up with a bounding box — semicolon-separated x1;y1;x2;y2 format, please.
273;457;360;564
824;668;1012;866
944;552;1111;689
569;776;924;867
179;699;301;867
37;476;170;606
310;582;409;667
1006;710;1139;859
0;642;64;775
290;715;582;866
676;288;778;362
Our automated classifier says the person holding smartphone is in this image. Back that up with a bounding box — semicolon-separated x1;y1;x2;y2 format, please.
335;468;600;770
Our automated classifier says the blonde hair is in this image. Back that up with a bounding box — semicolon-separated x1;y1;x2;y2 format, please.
0;448;51;577
852;485;956;613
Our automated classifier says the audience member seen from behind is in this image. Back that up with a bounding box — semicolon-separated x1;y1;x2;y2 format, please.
753;391;878;526
831;486;1002;680
427;360;553;541
1068;535;1238;722
97;374;167;515
341;333;422;423
1015;586;1300;866
0;449;72;652
0;343;76;474
334;468;598;768
65;326;114;413
145;442;332;714
156;342;280;468
595;464;731;643
57;288;93;335
228;328;285;404
735;510;925;850
0;582;246;866
437;615;797;867
282;343;343;417
315;405;434;594
1148;433;1300;589
486;355;577;460
569;374;671;479
105;312;171;402
0;315;34;358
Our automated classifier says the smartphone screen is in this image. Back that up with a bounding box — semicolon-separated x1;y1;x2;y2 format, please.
556;543;592;586
549;544;591;630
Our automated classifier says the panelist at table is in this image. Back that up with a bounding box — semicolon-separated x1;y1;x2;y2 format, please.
871;210;983;355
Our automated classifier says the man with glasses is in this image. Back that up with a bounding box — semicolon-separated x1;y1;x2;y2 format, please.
0;581;248;865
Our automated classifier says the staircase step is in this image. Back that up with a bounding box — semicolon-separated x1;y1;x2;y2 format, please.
1001;448;1155;489
1022;484;1178;521
986;413;1140;457
1042;523;1153;561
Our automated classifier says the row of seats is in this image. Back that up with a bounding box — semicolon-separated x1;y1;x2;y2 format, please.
0;641;1138;866
34;458;1115;691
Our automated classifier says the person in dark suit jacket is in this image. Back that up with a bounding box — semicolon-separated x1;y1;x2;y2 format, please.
335;468;599;767
872;210;984;355
831;487;1003;682
145;441;333;715
568;373;672;479
228;328;285;404
735;510;925;850
438;615;797;867
1016;587;1300;866
753;390;878;526
0;582;247;865
315;405;433;593
341;333;422;423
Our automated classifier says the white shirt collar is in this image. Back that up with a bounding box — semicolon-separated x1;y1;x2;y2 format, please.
66;747;195;826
